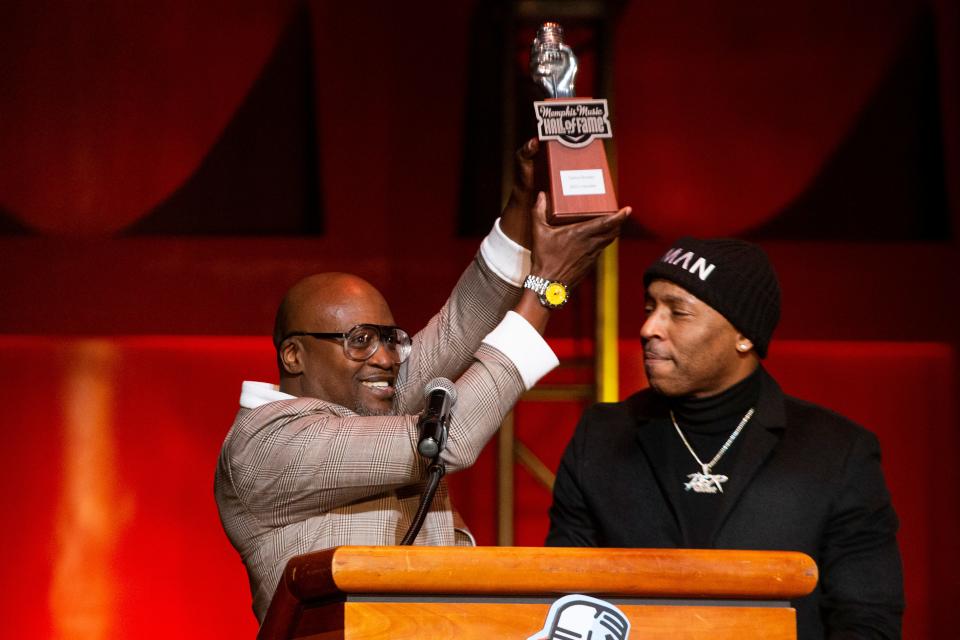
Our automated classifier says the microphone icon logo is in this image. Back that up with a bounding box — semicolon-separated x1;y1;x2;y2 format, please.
526;594;631;640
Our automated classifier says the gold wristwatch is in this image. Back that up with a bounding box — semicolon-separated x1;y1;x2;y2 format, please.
523;274;569;309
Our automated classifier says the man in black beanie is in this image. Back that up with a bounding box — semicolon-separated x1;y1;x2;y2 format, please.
547;237;904;640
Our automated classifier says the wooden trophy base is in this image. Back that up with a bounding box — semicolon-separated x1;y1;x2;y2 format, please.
544;137;618;224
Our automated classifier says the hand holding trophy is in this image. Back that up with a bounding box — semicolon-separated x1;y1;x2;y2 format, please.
531;23;618;224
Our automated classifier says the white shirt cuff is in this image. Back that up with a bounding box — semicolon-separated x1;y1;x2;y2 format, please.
482;311;559;390
240;381;295;409
479;218;532;287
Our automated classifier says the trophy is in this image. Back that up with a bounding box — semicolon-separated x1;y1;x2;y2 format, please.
531;22;618;223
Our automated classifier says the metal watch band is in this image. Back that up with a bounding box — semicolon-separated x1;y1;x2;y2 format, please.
523;274;550;295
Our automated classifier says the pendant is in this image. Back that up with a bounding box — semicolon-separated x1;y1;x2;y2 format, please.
684;471;728;493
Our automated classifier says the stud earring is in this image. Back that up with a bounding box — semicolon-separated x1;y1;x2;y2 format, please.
737;343;749;352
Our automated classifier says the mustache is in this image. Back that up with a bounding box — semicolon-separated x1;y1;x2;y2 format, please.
642;341;670;360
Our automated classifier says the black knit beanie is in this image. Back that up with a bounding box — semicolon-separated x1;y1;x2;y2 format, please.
643;237;781;358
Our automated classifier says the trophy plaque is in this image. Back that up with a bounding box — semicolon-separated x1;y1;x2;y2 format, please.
531;22;618;223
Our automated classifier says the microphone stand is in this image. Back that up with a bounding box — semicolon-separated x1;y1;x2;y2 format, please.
399;456;446;546
403;378;456;546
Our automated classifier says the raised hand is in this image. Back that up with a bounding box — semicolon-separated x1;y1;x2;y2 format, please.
499;138;539;249
512;192;630;334
530;191;630;288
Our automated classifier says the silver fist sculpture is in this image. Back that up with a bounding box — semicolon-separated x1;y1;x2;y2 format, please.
530;22;578;98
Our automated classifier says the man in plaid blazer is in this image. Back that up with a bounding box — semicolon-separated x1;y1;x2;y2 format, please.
215;141;631;622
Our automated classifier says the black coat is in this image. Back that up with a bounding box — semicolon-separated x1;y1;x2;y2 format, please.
547;369;903;639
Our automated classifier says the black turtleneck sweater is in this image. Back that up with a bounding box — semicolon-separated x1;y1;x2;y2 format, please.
662;366;762;547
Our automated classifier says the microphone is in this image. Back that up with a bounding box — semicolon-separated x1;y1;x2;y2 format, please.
416;377;457;459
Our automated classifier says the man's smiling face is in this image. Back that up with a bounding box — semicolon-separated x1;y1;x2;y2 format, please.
279;274;401;415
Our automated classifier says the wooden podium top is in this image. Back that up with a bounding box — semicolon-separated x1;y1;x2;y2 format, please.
278;545;816;601
257;546;817;640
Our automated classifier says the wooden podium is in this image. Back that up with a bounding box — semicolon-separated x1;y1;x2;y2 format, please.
258;546;817;640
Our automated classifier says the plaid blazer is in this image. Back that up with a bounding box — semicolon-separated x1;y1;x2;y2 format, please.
215;253;525;622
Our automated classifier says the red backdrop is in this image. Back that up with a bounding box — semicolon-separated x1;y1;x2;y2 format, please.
0;337;953;637
1;0;959;637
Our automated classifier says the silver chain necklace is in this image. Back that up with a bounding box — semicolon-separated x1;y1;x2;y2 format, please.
670;407;755;494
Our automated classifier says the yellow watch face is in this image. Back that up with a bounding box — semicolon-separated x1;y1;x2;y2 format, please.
544;282;568;306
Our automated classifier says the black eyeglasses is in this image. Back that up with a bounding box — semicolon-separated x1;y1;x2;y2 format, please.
282;324;413;363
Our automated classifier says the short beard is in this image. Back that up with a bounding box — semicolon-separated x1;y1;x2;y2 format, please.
353;399;395;417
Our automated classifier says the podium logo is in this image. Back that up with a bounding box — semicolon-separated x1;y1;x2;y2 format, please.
534;100;613;149
527;594;630;640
